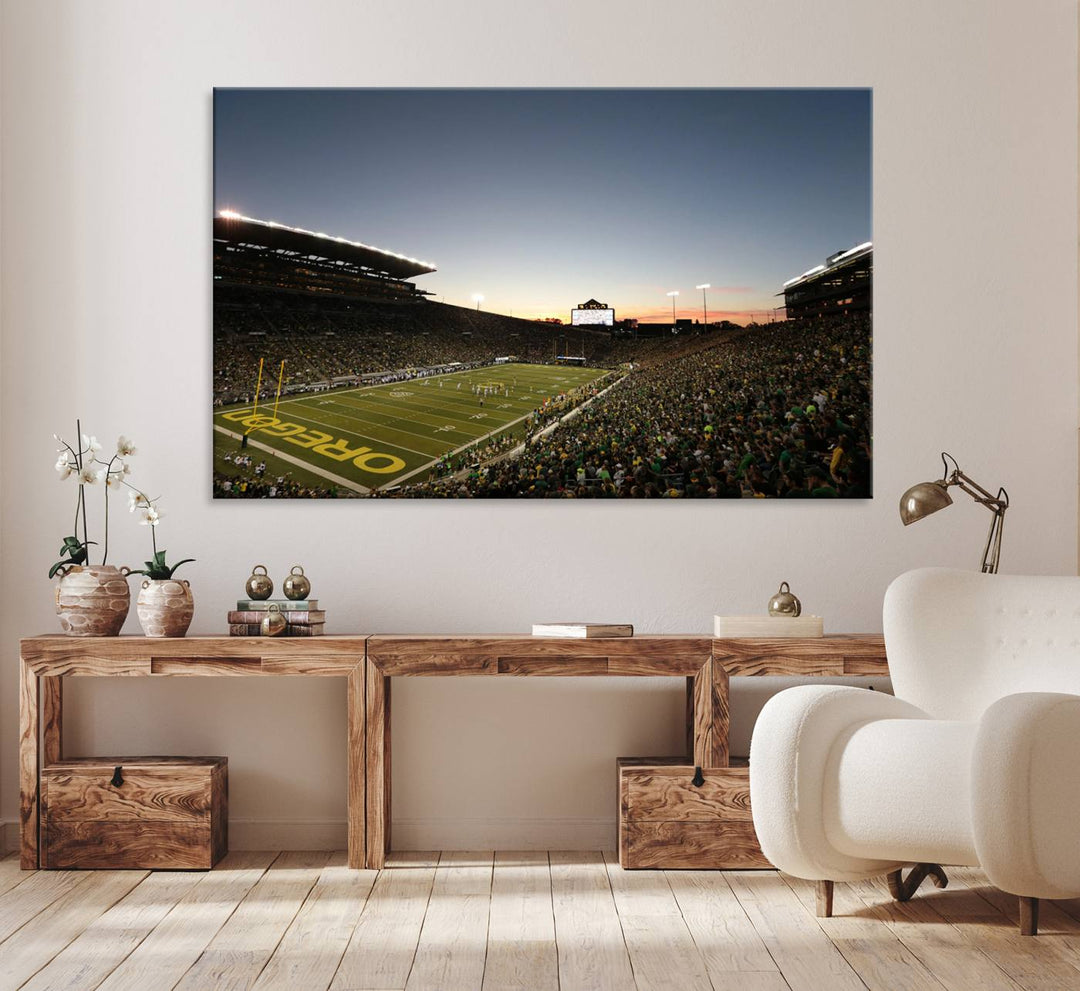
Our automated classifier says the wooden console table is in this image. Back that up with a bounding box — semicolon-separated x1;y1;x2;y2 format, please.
19;636;368;870
20;633;887;871
362;634;887;869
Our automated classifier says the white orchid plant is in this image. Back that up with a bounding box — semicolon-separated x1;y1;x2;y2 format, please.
50;421;194;581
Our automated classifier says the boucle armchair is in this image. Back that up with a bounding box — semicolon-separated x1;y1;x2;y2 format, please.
749;567;1080;935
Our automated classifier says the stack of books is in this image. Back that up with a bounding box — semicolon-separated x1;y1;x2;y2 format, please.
228;599;325;637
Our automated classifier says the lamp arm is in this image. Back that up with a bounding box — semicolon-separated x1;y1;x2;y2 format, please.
949;470;1009;513
980;507;1006;574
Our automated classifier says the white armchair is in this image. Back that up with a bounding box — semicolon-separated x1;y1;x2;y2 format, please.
749;567;1080;935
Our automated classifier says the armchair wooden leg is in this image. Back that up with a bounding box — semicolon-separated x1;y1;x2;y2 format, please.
886;863;948;902
1019;896;1039;936
816;880;834;917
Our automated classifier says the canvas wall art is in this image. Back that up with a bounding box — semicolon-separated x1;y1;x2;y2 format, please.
213;89;872;499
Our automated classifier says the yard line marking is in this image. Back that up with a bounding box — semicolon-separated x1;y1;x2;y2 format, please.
273;387;525;438
219;405;442;459
332;389;537;418
387;403;545;490
213;426;371;494
307;396;511;435
216;364;614;492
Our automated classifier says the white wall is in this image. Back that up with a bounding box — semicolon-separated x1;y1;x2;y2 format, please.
2;0;1077;852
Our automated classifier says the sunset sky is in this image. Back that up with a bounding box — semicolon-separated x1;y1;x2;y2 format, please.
214;89;871;324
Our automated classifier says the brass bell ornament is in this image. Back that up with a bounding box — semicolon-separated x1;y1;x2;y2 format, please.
261;603;287;637
768;581;802;617
282;565;311;601
245;565;273;601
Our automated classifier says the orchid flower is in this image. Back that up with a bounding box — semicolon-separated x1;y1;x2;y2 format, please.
77;462;103;485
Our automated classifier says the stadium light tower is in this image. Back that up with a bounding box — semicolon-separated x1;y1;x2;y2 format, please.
666;290;679;327
696;284;710;329
472;293;484;312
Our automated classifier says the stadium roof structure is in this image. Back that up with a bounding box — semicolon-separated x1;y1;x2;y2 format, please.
781;241;871;292
215;211;437;280
779;240;872;320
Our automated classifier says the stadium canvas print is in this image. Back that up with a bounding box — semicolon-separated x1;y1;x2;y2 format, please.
213;89;871;499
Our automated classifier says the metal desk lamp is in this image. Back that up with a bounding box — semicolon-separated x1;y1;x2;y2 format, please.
899;452;1009;574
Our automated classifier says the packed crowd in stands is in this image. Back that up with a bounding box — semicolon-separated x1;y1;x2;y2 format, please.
386;315;872;498
213;292;656;404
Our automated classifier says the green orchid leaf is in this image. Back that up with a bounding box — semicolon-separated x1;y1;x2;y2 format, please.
167;559;196;577
48;560;69;579
153;550;167;567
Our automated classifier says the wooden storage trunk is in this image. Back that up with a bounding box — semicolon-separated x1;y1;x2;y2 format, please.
41;756;227;870
617;757;771;869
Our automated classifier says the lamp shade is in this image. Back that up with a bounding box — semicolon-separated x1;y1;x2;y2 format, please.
899;480;952;525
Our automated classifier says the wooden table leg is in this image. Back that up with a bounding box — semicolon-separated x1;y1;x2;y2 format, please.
365;657;390;869
685;677;695;758
42;677;63;765
19;657;39;869
711;657;730;767
347;663;366;869
691;658;729;768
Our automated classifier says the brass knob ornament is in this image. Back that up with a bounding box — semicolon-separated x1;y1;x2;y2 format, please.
282;565;311;601
246;565;273;601
768;581;802;617
261;603;287;637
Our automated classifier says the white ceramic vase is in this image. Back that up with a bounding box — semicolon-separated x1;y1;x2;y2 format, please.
55;565;131;636
136;579;194;638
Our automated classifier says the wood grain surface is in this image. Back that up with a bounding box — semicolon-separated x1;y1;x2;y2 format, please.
621;820;770;869
1;850;1057;991
42;821;217;870
365;656;390;869
20;635;368;676
367;634;711;677
712;635;887;677
43;758;224;823
620;763;754;822
19;657;40;868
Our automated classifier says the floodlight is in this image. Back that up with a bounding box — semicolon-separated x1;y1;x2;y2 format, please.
666;291;679;324
696;283;711;290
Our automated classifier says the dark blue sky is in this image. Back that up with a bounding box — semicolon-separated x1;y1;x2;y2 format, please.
214;89;871;323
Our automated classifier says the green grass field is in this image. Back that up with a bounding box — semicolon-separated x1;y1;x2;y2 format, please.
213;362;610;494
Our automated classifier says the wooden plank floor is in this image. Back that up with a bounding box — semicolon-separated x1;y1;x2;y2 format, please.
1;851;1077;990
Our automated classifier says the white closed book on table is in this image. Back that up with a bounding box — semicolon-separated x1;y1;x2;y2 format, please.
531;622;634;638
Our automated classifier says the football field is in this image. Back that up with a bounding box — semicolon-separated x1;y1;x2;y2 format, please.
213;362;610;494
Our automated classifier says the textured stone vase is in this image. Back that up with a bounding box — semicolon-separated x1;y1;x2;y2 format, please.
136;579;194;638
55;565;131;636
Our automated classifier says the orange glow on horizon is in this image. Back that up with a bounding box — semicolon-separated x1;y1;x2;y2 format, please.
493;306;782;327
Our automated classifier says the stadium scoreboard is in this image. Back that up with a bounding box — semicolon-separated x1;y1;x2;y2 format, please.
572;297;614;327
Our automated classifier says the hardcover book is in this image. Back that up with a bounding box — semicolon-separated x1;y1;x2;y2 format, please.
235;599;319;611
228;610;325;625
531;623;634;638
228;623;326;637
